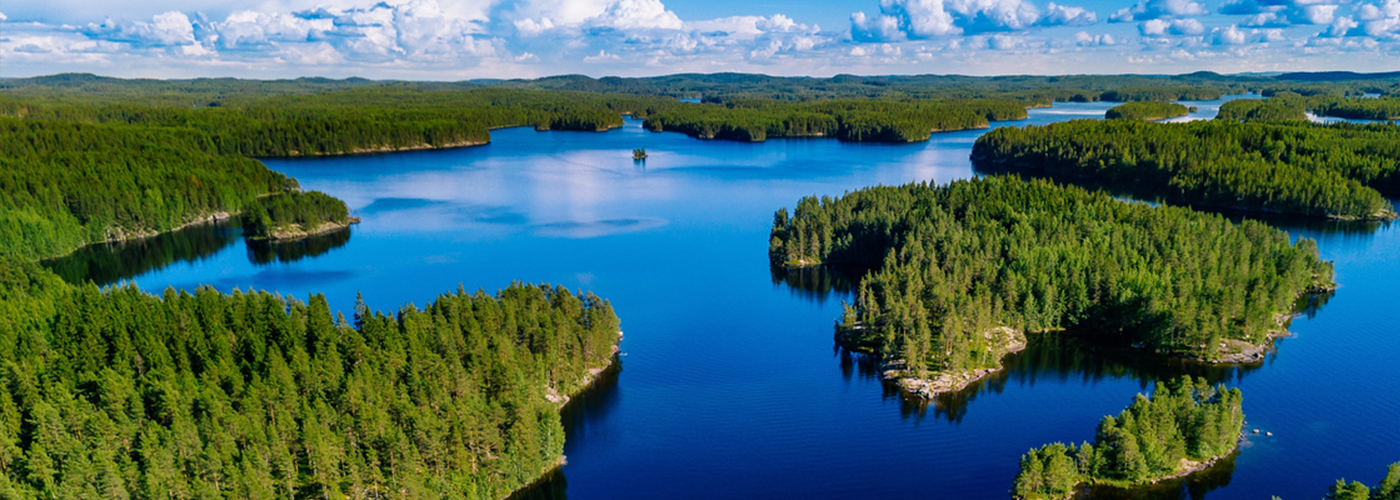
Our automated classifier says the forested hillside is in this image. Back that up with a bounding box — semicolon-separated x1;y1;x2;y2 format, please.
0;118;294;260
1013;376;1244;499
0;257;620;499
972;119;1400;219
642;98;1027;142
769;177;1332;390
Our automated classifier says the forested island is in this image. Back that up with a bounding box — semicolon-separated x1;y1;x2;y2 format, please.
1105;102;1191;121
1012;376;1244;499
972;119;1400;220
243;191;359;241
770;176;1333;398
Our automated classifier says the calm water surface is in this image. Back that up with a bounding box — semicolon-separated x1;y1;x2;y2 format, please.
48;99;1400;499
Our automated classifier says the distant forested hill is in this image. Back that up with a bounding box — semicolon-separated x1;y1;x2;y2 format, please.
972;119;1400;219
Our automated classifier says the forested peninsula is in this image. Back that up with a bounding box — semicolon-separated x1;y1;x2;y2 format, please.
1012;376;1245;499
769;177;1333;398
971;119;1400;220
243;191;359;241
0;257;621;499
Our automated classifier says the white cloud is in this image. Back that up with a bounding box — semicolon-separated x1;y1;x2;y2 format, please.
1074;30;1118;45
850;0;1090;41
1042;3;1098;26
1140;17;1206;35
1110;0;1207;22
1210;24;1286;44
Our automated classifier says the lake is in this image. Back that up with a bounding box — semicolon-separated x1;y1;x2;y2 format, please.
46;99;1400;499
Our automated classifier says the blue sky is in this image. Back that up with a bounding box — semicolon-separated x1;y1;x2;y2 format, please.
2;0;1397;79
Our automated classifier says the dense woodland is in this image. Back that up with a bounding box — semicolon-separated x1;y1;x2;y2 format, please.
0;118;293;260
642;98;1027;142
769;177;1333;375
0;257;620;499
1327;463;1400;500
1012;376;1244;499
1105;102;1191;121
972;119;1400;219
1216;98;1309;123
243;191;353;241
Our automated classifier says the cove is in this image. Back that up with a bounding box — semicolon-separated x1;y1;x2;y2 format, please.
47;99;1400;499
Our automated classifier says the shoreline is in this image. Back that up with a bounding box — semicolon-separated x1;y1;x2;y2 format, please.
546;330;623;408
838;325;1028;400
250;217;361;242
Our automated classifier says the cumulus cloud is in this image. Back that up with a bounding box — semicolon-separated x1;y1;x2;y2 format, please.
1139;17;1206;35
1353;0;1400;37
1042;3;1099;26
849;0;1096;41
1110;0;1207;22
1074;30;1119;45
1210;24;1285;43
1220;0;1341;27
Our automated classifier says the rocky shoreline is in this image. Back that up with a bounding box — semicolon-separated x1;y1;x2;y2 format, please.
254;217;361;242
839;325;1028;400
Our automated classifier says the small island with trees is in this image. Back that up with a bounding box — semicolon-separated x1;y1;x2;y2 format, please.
1012;376;1245;499
633;148;648;160
1105;101;1191;121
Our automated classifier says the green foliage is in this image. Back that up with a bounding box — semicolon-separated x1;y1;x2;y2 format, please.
1312;98;1400;120
972;119;1399;219
1105;102;1189;121
1330;480;1374;500
1100;86;1225;102
243;191;352;240
770;177;1333;368
1217;98;1309;122
642;98;1026;143
0;117;292;260
0;256;620;500
1012;377;1244;498
1322;462;1400;500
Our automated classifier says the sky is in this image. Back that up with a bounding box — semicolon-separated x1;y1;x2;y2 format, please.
1;0;1398;79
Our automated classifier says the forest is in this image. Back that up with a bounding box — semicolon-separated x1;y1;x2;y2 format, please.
769;177;1333;380
971;119;1400;219
1012;376;1244;499
0;256;620;499
1215;98;1309;122
1104;102;1190;121
242;191;354;241
641;98;1028;142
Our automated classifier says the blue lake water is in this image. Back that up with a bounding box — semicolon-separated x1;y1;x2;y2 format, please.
48;99;1400;499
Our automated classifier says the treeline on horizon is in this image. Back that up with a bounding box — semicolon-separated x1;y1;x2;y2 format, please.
1013;376;1244;499
972;118;1400;220
641;98;1027;142
0;257;620;499
1105;102;1190;121
769;177;1333;374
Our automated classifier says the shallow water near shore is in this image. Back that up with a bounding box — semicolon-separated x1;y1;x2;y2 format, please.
48;98;1400;499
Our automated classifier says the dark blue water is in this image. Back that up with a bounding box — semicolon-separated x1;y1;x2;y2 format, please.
50;100;1400;499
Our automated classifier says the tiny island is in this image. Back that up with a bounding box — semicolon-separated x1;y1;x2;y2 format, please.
1012;376;1245;499
633;147;648;160
242;190;360;241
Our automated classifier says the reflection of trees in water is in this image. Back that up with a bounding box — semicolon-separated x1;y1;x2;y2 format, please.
504;359;622;500
840;332;1273;425
770;264;865;305
245;226;353;265
1087;450;1238;500
41;220;240;286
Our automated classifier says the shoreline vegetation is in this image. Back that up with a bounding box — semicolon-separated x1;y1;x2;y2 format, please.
972;119;1400;220
771;177;1333;401
1012;376;1245;500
